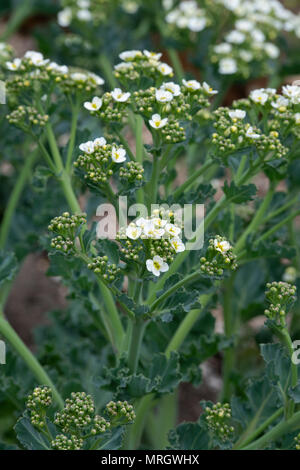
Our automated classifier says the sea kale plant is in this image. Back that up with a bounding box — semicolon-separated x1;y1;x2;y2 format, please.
0;43;300;451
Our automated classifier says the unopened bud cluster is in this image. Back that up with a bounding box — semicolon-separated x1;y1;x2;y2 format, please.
119;161;144;183
265;281;297;326
295;432;300;450
205;402;234;441
87;255;120;282
7;105;49;132
200;236;237;277
51;434;83;451
26;386;52;430
74;139;128;185
49;212;87;240
106;400;136;424
54;392;95;433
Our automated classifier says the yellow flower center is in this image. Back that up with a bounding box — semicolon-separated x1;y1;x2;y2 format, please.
153;261;161;270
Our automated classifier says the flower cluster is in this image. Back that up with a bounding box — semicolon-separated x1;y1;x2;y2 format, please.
205;402;234;442
49;212;87;253
200;236;237;278
6;105;49;133
117;210;185;276
5;50;104;97
26;386;52;430
295;433;300;450
74;137;133;186
87;256;120;282
119;161;144;183
51;434;83;450
264;281;297;327
58;0;116;27
114;50;173;84
0;42;14;71
83;89;129;122
211;0;300;76
165;1;210;35
106;400;136;424
54;392;95;432
212;91;291;163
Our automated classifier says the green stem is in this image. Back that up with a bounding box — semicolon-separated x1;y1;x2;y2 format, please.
234;407;284;450
149;271;201;313
127;317;146;373
99;53;118;89
234;183;275;254
135;115;144;206
124;394;155;450
242;410;300;450
0;149;38;249
0;315;63;409
149;392;177;449
58;171;81;213
165;293;212;358
66;99;80;174
173;158;214;199
167;49;184;82
221;275;235;401
148;153;160;211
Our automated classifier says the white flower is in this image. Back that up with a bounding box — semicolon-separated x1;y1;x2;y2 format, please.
214;43;232;54
6;58;21;71
77;9;92;21
295;113;300;125
88;72;104;85
264;43;280;59
71;72;88;82
143;50;162;60
149;114;168;129
271;96;289;109
188;17;207;32
47;62;68;74
228;109;246;120
282;85;300;104
153;218;167;228
111;88;131;102
126;225;142;240
146;255;169;277
214;239;231;253
114;62;133;72
79;141;95;154
155;88;173;102
157;62;173;76
239;50;253;62
250;89;269;105
246;126;261;139
93;137;107;148
160;82;181;96
165;223;181;237
219;58;237;75
111;146;126;163
84;97;102;111
226;30;245;44
78;0;90;7
251;29;265;43
202;81;218;95
136;217;147;228
119;50;142;61
182;79;201;91
235;19;254;32
170;237;185;253
24;51;49;67
58;8;72;27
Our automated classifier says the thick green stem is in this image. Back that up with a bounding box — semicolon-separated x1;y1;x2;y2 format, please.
135;115;145;206
242;410;300;450
234;183;275;254
149;271;201;313
99;53;118;88
0;315;63;409
165;293;212;358
173;158;214;199
124;394;155;450
234;407;284;450
167;49;184;82
0;149;38;249
221;275;235;401
58;171;81;213
66;99;80;174
127;317;146;373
